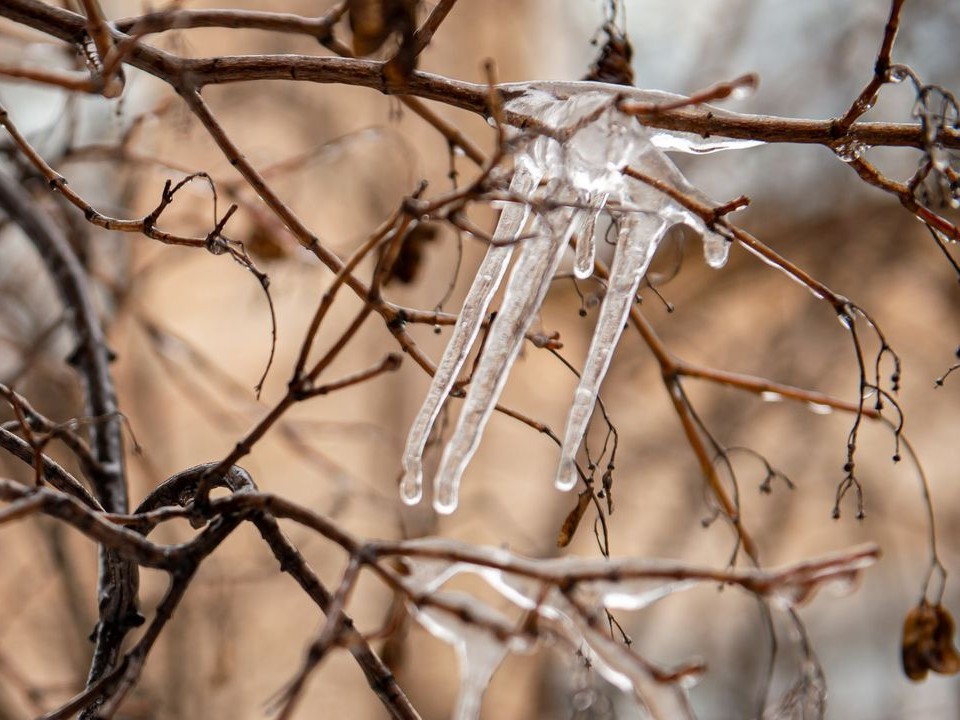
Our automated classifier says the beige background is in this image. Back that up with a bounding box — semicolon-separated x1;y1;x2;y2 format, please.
0;1;959;718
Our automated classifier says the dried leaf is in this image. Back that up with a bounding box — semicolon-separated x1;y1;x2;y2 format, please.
583;24;634;87
557;490;593;548
348;0;419;57
380;222;438;285
902;602;960;681
245;222;293;262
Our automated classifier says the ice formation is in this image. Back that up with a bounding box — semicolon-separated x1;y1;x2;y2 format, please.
399;538;877;720
400;82;756;514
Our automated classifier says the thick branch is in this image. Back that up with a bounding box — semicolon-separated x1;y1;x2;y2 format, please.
1;0;956;151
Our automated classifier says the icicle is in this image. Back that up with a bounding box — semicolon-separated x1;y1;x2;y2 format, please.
433;207;578;514
702;234;731;268
452;634;508;720
556;212;668;491
399;164;543;505
411;592;527;720
650;131;764;155
573;192;607;279
544;591;701;720
399;81;762;512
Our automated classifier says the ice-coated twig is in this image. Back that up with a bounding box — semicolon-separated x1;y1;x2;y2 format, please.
391;538;879;719
557;211;669;490
400;82;755;513
400;163;543;504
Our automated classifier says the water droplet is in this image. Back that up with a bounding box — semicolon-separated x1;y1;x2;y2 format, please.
761;391;783;403
930;145;950;172
400;464;424;505
888;66;908;83
555;459;579;492
572;690;596;712
702;233;730;268
832;138;866;163
730;73;759;101
807;402;833;415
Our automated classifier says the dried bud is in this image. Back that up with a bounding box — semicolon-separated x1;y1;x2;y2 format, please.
901;601;960;681
583;24;634;87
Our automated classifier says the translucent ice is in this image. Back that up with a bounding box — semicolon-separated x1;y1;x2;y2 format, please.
434;206;579;513
557;211;668;491
400;163;543;505
393;539;877;719
411;592;524;720
573;192;607;279
399;81;756;512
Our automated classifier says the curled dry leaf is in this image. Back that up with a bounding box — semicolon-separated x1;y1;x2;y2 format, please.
381;222;438;285
557;490;593;548
583;23;634;87
901;601;960;681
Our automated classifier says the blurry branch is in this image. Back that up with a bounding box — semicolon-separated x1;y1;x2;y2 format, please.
0;171;124;509
403;0;460;61
846;152;959;241
0;427;101;510
0;170;140;703
114;5;345;42
0;465;881;718
0;382;101;485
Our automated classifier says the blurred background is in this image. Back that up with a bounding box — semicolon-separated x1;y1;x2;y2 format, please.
1;0;959;717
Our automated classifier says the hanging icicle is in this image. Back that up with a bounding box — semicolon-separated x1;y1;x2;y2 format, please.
401;82;756;514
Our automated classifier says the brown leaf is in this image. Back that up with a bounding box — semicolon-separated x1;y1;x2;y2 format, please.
901;602;960;681
348;0;419;58
380;222;438;285
583;24;634;87
557;490;593;548
245;222;293;262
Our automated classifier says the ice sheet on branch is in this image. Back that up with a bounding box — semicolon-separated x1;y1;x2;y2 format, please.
399;539;878;720
400;82;757;514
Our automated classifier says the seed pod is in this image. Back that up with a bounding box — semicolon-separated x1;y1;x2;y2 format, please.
901;601;960;681
557;490;593;548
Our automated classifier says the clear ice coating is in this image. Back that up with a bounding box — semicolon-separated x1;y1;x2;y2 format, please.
399;539;878;719
400;81;755;514
573;192;607;279
400;164;543;505
411;592;523;720
556;211;668;491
